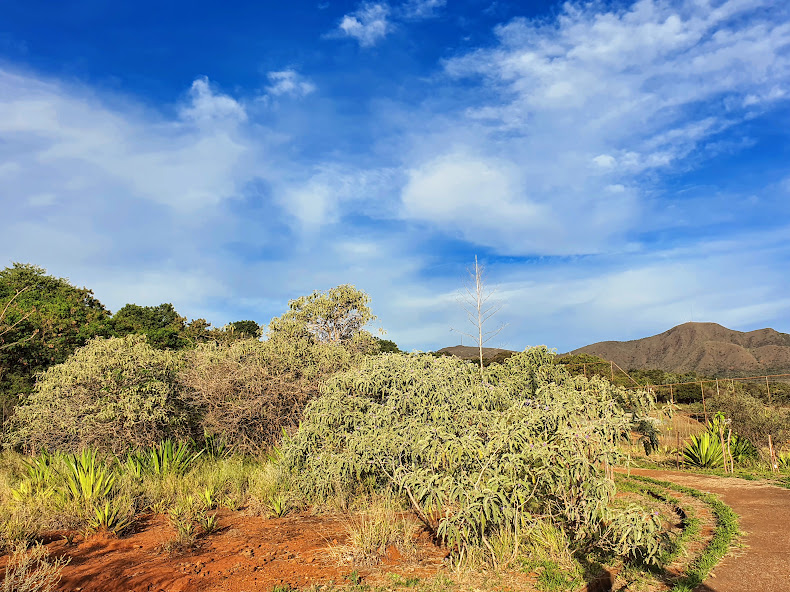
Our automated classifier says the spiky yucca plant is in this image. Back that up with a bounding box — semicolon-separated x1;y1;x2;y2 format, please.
683;433;724;468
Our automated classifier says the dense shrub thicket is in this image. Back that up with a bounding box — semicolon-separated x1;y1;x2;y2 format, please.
708;388;790;447
6;336;187;453
4;333;361;455
284;347;663;564
180;337;356;454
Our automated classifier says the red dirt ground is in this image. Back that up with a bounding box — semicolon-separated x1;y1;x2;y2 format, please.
21;510;449;592
5;470;784;592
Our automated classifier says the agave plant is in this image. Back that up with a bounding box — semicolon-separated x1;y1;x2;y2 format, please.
89;500;132;534
11;451;58;501
59;449;116;505
728;436;758;463
683;433;724;468
705;413;757;465
146;440;203;477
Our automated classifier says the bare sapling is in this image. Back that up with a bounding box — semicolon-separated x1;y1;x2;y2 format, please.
452;255;507;380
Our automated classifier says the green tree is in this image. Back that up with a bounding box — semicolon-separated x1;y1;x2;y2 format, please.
111;303;189;349
268;285;378;348
375;338;401;354
0;264;112;414
227;320;261;338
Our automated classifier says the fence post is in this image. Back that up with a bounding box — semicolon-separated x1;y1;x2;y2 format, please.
676;429;681;470
768;435;778;474
700;381;707;424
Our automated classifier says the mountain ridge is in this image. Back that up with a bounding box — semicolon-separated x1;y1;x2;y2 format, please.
572;322;790;376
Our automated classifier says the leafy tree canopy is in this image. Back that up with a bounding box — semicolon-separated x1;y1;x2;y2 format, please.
227;320;261;338
0;263;112;403
112;302;185;334
112;303;189;350
268;284;377;347
376;338;401;354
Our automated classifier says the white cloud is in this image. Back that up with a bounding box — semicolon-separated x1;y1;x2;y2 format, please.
400;0;446;19
179;76;247;125
338;2;391;47
0;70;255;212
391;0;790;255
276;165;396;231
265;70;316;98
592;154;616;168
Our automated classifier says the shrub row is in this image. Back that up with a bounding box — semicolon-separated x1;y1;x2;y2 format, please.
4;334;356;455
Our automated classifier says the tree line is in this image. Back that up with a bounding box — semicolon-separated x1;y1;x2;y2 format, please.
0;263;398;427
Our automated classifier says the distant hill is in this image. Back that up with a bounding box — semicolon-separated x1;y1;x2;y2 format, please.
436;345;516;361
572;322;790;376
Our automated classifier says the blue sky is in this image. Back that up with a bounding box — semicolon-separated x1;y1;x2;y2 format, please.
2;0;789;352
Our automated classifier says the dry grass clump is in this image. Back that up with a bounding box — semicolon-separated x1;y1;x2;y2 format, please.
1;543;70;592
331;499;419;566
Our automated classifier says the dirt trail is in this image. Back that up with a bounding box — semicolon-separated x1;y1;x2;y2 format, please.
630;469;790;592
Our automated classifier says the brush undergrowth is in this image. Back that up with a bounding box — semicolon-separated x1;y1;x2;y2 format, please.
1;542;70;592
285;348;664;568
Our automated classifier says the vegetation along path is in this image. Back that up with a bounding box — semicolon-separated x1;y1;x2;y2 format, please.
630;469;790;592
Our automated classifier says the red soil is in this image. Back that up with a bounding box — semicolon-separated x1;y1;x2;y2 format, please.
9;510;449;592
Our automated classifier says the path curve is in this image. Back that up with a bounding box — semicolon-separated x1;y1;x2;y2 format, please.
629;469;790;592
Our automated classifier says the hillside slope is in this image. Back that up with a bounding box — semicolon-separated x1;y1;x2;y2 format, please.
572;322;790;376
436;345;515;360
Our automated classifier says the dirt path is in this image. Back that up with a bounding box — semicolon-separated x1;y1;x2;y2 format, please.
629;469;790;592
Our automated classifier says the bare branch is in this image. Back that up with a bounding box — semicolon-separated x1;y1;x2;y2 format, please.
450;256;508;380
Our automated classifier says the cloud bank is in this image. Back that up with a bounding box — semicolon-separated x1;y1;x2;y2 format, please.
2;0;790;353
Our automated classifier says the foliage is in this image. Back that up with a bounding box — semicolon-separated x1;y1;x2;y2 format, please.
89;499;133;534
112;303;190;350
556;354;702;400
0;263;112;417
268;284;378;349
332;499;418;566
59;449;116;506
284;347;662;565
1;542;70;592
376;338;401;354
179;338;355;453
6;335;188;453
165;494;218;548
227;320;261;338
683;414;758;468
683;433;725;468
129;439;203;477
708;386;790;446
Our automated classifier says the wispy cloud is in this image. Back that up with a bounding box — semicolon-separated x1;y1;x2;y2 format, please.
401;0;446;19
265;70;316;98
2;0;790;353
0;71;255;215
394;0;790;255
334;0;446;46
337;2;391;47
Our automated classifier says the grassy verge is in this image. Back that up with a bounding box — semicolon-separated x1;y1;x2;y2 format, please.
614;475;701;568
